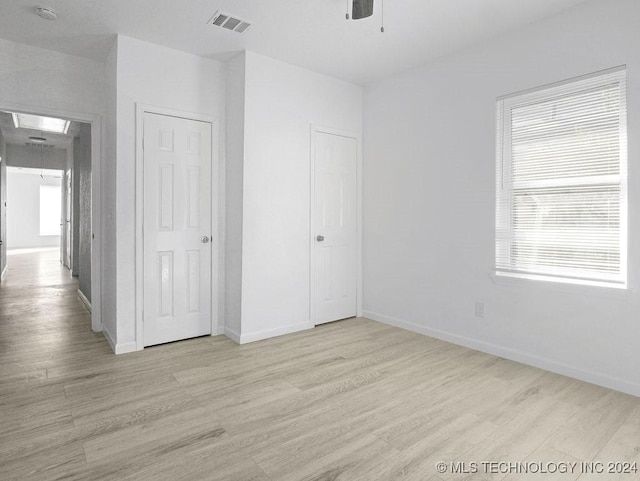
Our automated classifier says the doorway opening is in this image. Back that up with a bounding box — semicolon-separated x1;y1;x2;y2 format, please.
0;109;96;324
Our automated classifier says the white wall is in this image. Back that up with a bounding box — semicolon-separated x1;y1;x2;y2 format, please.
224;52;246;340
6;169;62;248
5;145;67;170
102;38;118;347
76;124;92;301
363;0;640;395
0;36;106;331
232;51;363;342
113;35;226;352
0;38;105;116
0;131;6;274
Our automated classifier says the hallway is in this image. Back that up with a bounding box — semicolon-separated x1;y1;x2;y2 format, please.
0;248;100;364
0;248;110;480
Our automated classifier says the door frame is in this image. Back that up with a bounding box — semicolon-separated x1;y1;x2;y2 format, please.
134;104;220;351
63;168;72;269
309;125;363;325
0;100;103;333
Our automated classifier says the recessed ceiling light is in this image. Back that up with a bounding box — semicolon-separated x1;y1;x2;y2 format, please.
35;7;57;21
12;113;70;134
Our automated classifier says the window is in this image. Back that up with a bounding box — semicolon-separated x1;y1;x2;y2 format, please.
496;67;627;288
40;185;62;236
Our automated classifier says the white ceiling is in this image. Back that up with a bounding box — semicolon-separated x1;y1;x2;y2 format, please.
0;111;81;149
0;0;590;84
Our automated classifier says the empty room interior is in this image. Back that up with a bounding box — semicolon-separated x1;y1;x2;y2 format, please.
1;0;639;480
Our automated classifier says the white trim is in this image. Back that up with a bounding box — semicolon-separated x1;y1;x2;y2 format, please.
309;125;363;325
115;341;138;355
496;67;627;288
135;103;220;351
494;271;627;290
224;326;241;344
135;106;144;350
1;265;6;281
102;322;138;354
489;271;632;299
0;100;103;334
497;65;626;101
90;116;103;333
104;319;136;354
103;326;117;352
236;322;314;345
211;120;222;340
77;289;92;312
363;310;640;397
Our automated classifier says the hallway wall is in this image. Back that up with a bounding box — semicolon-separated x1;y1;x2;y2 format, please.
0;130;6;275
75;123;92;302
6;169;62;248
6;145;67;170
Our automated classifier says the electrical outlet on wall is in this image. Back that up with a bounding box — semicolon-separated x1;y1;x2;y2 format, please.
475;301;484;319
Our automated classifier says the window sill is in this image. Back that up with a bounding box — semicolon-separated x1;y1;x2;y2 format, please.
490;272;631;299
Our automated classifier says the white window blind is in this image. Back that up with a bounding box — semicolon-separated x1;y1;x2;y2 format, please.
496;67;627;287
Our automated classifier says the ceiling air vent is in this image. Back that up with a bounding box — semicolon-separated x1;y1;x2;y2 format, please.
25;142;55;149
208;11;252;34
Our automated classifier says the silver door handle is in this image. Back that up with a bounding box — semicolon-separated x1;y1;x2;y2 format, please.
316;235;325;242
201;236;210;243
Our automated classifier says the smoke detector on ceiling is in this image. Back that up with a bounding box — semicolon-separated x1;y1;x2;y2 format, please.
35;7;58;21
207;11;252;34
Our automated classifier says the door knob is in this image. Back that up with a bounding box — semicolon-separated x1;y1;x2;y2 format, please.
201;236;210;243
316;235;325;242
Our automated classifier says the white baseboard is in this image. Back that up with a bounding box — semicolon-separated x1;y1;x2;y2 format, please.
224;326;241;344
103;327;138;355
239;322;314;344
115;341;138;355
77;289;91;312
103;327;117;353
363;310;640;398
225;322;314;345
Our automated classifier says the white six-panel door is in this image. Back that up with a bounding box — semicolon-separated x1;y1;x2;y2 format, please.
143;113;212;346
313;131;358;324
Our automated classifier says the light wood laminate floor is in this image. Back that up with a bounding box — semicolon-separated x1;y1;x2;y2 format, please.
1;248;640;481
